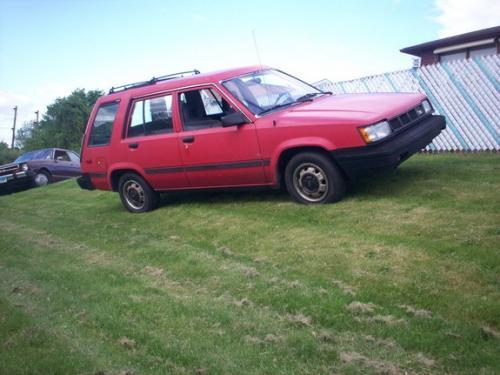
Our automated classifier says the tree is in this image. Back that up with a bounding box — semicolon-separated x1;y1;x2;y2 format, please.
0;142;21;165
16;89;103;152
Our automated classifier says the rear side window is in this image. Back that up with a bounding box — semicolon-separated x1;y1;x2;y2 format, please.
88;102;119;146
68;151;80;163
127;95;173;137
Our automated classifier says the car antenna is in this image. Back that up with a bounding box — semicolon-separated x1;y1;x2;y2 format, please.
252;29;272;106
252;29;263;69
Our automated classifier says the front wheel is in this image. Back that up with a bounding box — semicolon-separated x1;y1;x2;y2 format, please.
118;173;159;213
285;152;346;204
33;171;51;187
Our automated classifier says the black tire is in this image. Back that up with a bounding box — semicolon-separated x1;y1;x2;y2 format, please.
33;171;51;187
118;173;159;213
284;152;346;204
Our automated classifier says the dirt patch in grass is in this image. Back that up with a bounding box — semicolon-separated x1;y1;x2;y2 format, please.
218;246;234;257
285;313;312;326
117;337;136;350
355;315;407;326
233;297;252;307
316;329;337;343
415;352;436;367
10;287;22;295
363;334;397;348
340;351;402;374
244;334;283;345
481;326;500;339
332;279;357;296
346;301;377;314
241;266;260;278
142;266;165;278
398;304;431;318
287;280;301;289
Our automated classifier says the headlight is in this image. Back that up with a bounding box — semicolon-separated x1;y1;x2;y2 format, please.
21;163;29;171
358;121;392;144
422;99;433;113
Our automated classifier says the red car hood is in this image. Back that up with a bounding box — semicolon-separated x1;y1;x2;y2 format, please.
274;92;426;125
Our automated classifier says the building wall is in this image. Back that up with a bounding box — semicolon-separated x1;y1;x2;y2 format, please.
420;51;438;66
315;55;499;152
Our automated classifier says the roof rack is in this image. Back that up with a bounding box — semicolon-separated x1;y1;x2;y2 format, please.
109;69;201;94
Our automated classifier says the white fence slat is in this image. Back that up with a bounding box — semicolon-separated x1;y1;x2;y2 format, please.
314;55;500;151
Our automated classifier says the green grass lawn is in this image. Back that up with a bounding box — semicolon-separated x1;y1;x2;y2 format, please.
1;154;499;374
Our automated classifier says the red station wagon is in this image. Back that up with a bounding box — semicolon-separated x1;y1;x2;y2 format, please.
78;66;445;212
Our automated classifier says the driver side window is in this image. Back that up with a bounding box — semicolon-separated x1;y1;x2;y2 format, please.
54;150;70;161
179;88;235;131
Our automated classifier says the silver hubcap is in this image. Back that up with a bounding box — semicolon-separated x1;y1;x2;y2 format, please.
293;163;329;202
123;180;145;210
35;173;48;186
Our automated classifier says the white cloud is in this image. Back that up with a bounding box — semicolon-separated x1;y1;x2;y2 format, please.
434;0;500;37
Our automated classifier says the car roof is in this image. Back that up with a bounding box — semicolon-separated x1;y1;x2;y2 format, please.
99;65;270;102
21;148;75;157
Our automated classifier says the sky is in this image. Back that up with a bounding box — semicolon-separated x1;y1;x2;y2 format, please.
0;0;499;145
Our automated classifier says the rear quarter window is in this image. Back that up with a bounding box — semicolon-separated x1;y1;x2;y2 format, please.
88;102;119;146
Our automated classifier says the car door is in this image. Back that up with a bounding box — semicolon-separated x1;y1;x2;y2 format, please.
83;101;121;190
176;86;267;188
52;149;78;179
67;151;82;176
52;149;80;177
122;92;189;190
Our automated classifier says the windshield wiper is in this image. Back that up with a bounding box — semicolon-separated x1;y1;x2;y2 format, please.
295;91;331;102
258;91;333;116
258;102;299;116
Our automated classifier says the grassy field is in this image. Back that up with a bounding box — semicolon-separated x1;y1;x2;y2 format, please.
0;154;499;374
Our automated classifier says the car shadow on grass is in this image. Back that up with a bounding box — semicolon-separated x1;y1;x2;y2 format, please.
159;187;290;207
347;165;435;199
102;165;435;213
157;165;434;208
0;184;34;196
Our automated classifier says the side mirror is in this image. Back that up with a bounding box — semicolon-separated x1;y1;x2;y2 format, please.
221;112;248;127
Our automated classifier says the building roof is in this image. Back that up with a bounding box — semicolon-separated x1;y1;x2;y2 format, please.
400;26;500;56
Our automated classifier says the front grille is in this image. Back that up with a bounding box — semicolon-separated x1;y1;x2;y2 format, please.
389;104;426;131
0;164;20;176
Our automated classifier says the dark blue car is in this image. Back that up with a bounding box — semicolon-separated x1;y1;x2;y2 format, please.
0;148;80;193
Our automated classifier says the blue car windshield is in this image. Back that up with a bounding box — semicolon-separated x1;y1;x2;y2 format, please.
15;149;52;163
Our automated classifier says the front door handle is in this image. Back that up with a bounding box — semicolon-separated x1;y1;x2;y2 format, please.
182;136;195;143
128;143;139;149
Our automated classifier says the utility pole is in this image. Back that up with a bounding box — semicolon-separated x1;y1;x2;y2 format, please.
11;106;18;149
35;110;39;126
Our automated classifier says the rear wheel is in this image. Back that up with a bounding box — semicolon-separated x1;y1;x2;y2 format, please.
285;152;346;204
118;173;159;213
33;171;51;187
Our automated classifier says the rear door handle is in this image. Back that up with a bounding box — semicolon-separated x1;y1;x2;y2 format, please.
182;136;195;143
128;143;139;149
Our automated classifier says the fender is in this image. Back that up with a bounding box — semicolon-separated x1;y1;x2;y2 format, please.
267;137;337;184
107;162;146;191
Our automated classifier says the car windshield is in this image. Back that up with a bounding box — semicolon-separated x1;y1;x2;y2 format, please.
14;149;52;163
222;69;324;116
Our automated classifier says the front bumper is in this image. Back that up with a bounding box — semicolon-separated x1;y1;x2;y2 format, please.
332;114;446;179
0;170;35;193
77;173;95;190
